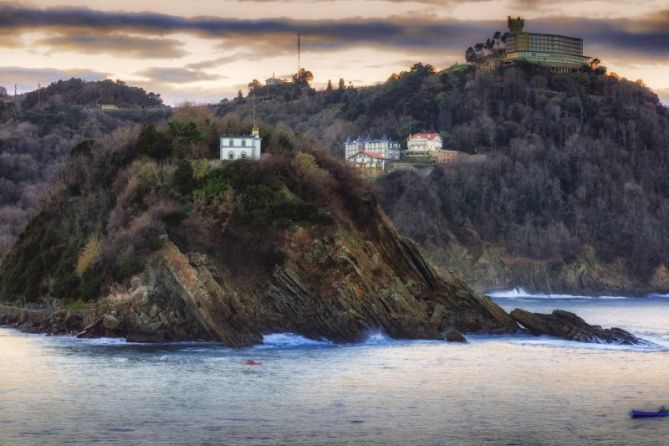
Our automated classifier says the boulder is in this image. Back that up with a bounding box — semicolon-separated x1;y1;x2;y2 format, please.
510;308;648;345
445;329;467;343
102;314;121;331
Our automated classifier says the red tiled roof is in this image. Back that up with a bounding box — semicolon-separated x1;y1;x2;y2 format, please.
407;133;441;141
347;151;388;160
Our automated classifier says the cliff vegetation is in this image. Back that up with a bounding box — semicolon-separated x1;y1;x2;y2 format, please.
0;111;517;345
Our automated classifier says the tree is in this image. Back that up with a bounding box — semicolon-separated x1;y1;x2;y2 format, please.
136;124;171;160
326;80;333;92
338;78;345;91
293;68;314;86
248;79;262;95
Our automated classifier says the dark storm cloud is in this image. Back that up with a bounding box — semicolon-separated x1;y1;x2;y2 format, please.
1;3;668;60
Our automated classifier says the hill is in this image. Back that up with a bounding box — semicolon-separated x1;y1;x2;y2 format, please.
0;116;517;345
0;79;169;257
219;63;669;295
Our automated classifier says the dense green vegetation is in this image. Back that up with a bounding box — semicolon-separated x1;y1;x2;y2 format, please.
21;78;163;110
3;62;669;296
220;62;669;294
0;107;375;303
0;79;169;257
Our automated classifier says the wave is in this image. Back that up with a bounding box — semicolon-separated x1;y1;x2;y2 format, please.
468;333;668;352
489;288;628;300
258;333;333;349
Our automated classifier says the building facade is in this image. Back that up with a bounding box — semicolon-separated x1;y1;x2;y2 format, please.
504;16;590;73
220;126;262;160
344;135;401;160
406;133;443;153
347;151;387;177
265;73;291;86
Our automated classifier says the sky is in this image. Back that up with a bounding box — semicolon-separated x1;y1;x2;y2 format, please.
1;0;669;105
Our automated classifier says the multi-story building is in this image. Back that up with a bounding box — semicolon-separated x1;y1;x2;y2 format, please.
344;135;401;160
347;152;387;177
344;135;401;177
406;133;443;154
220;126;262;160
503;16;590;73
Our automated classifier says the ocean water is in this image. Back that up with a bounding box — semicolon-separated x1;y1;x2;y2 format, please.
1;293;669;445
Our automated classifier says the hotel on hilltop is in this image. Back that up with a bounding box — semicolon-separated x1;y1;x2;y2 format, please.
467;16;594;73
504;17;590;73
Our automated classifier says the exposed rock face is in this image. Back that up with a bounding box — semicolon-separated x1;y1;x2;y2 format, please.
0;150;519;346
510;308;647;345
73;223;519;346
0;306;83;335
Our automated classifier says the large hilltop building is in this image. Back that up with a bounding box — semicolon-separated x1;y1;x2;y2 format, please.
220;126;262;160
504;17;590;73
466;17;593;73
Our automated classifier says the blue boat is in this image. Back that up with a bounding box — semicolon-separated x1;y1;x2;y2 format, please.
631;409;669;418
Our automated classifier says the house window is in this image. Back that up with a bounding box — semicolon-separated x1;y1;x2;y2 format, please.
228;152;235;160
223;139;229;147
241;152;248;159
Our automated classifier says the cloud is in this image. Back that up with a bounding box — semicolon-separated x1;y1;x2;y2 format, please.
137;67;224;83
0;66;108;93
185;51;267;70
0;3;668;63
35;32;187;58
0;31;21;47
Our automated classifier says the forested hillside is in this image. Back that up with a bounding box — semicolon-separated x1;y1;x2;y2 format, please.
222;62;669;294
2;64;668;295
0;79;169;256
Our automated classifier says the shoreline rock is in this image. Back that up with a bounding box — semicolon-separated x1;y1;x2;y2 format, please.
510;308;648;345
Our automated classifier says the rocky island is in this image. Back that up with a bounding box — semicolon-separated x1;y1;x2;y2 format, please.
0;123;521;346
0;112;647;347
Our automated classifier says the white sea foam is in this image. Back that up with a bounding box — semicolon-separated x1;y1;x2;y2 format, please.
360;330;395;345
259;333;333;348
468;333;667;352
488;288;628;300
68;336;129;346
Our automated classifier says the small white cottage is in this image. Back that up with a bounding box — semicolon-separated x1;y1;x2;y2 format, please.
220;126;262;160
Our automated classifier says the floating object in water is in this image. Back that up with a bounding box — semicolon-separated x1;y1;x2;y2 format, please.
242;360;262;366
631;409;668;418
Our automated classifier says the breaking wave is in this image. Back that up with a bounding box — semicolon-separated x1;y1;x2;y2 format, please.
488;288;628;300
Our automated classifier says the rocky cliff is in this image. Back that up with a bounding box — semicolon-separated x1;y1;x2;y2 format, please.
0;136;518;346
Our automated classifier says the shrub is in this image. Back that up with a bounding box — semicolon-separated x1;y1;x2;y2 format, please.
75;234;102;278
112;255;144;282
135;124;172;160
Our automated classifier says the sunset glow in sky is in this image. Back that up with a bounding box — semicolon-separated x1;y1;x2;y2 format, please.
2;0;669;104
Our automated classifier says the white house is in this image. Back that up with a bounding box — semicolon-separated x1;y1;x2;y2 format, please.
344;135;401;160
406;133;443;153
220;126;262;160
265;73;288;86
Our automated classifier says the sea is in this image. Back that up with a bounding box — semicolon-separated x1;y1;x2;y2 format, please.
1;291;668;445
